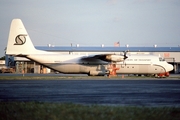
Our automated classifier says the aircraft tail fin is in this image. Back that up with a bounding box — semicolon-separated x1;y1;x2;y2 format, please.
6;19;36;55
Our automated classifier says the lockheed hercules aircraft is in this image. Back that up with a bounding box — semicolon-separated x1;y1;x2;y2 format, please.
6;19;173;77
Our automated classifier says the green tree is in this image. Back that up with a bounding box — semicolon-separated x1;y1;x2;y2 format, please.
0;56;5;60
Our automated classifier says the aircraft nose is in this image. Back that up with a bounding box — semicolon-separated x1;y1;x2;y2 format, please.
167;64;173;72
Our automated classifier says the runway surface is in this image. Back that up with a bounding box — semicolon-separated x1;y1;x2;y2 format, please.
0;79;180;107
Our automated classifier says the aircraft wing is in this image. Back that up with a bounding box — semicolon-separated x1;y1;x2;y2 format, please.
81;54;127;62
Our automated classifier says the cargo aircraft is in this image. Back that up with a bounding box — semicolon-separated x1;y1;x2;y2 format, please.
6;19;173;77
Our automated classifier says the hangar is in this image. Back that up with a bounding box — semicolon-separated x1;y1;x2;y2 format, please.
5;46;180;74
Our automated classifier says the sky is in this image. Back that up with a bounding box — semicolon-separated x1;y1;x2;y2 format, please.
0;0;180;57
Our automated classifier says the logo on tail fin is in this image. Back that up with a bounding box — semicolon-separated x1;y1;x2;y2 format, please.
14;34;27;45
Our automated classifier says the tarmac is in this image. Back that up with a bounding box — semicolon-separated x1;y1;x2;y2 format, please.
0;73;180;107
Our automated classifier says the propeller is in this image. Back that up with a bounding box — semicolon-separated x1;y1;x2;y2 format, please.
122;50;129;66
123;50;128;60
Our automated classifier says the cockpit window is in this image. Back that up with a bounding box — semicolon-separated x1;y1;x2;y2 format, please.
159;57;165;61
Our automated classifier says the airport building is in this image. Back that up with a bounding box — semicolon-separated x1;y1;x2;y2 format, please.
5;46;180;74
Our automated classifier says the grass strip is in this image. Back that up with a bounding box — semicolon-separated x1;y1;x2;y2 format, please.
0;101;180;120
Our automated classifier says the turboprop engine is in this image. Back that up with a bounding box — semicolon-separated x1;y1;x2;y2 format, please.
106;55;125;62
105;51;128;62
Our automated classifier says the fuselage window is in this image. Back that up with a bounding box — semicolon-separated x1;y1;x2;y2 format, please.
159;57;165;61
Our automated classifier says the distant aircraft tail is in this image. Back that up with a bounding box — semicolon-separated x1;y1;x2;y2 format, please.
6;19;37;55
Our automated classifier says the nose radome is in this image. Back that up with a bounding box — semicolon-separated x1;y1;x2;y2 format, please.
167;64;173;72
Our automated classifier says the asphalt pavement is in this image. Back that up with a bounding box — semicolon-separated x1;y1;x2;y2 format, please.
0;79;180;107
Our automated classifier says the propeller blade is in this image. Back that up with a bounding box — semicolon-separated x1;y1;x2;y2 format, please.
123;50;128;60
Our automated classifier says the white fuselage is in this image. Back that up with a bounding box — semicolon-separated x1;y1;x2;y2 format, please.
26;54;173;75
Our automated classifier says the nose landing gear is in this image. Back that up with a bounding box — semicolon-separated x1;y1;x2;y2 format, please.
156;72;170;78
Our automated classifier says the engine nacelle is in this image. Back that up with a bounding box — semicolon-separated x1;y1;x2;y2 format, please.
89;71;106;76
106;55;124;62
